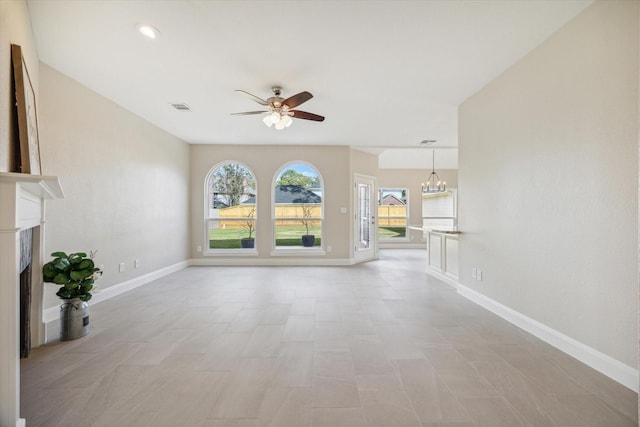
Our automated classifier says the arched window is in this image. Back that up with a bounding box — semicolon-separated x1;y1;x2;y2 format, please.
205;162;257;251
273;162;323;250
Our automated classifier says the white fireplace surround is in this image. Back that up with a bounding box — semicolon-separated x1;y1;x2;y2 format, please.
0;172;64;427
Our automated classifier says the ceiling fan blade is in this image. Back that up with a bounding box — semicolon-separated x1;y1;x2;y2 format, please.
290;110;325;122
283;91;313;109
235;90;269;106
230;111;268;115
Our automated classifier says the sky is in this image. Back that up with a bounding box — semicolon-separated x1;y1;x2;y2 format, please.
381;189;403;199
279;163;318;178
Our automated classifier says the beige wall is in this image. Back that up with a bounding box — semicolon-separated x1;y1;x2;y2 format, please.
39;64;191;309
459;0;638;367
377;168;458;243
191;145;361;261
0;0;191;313
349;148;378;179
0;0;39;172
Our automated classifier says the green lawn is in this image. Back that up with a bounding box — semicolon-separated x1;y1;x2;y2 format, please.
209;226;321;248
209;225;405;248
378;226;406;238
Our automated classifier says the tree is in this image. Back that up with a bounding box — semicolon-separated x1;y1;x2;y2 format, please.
300;204;314;235
276;169;316;188
243;207;256;239
210;164;255;207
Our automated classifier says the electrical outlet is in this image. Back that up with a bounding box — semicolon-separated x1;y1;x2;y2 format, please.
197;245;202;252
477;269;483;281
134;259;141;269
119;262;125;272
327;245;332;253
471;267;477;279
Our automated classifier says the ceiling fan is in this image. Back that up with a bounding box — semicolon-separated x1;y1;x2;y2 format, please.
232;86;325;130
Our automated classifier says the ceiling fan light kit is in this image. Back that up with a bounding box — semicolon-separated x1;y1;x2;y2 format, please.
262;106;293;129
232;86;325;130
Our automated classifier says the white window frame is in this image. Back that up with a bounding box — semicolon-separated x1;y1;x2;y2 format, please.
378;187;410;242
203;160;258;256
271;161;325;256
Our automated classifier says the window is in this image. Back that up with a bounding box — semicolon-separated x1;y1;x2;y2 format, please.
378;188;408;240
273;163;323;250
205;162;257;251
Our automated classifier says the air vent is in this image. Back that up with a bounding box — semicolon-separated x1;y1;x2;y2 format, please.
419;139;437;145
170;103;191;112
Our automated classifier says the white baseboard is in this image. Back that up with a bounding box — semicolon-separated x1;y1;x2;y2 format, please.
378;242;426;249
190;257;356;266
457;283;639;392
426;267;459;288
43;260;190;323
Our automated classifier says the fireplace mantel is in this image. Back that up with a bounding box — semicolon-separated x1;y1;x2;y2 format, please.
0;172;63;198
0;172;64;427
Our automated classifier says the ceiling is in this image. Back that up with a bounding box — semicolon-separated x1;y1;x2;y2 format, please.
27;0;593;169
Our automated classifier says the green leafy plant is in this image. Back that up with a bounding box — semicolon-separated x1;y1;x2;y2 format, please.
42;251;102;301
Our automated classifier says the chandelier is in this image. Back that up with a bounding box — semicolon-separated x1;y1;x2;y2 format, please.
422;150;446;193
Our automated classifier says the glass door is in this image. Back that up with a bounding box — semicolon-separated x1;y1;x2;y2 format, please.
354;174;376;262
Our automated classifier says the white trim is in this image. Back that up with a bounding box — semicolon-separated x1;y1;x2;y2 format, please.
378;186;410;244
379;242;426;249
0;174;64;427
426;267;459;288
43;260;189;324
457;283;639;392
353;173;377;263
272;161;325;252
0;172;64;200
203;160;258;256
379;237;410;243
204;249;258;256
270;248;326;257
191;257;354;266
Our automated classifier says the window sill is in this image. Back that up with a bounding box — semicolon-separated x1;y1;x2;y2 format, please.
203;249;258;256
271;248;326;257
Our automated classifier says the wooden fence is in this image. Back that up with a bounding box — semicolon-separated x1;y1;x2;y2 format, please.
213;204;322;229
211;204;406;228
377;205;407;227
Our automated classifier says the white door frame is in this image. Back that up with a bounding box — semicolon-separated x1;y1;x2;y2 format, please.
353;173;376;263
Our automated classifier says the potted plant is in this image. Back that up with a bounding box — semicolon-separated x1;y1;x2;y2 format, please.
300;204;315;247
240;207;255;249
42;251;102;341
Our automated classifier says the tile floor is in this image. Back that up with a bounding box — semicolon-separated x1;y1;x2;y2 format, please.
21;250;637;426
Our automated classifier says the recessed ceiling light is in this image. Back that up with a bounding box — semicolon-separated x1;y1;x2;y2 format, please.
136;23;160;39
